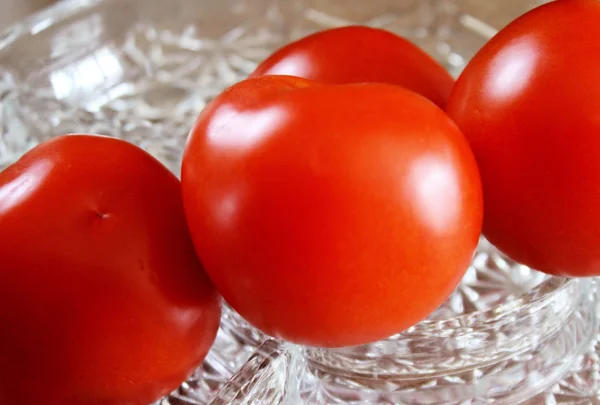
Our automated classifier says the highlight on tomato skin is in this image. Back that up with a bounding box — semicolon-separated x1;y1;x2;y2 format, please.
446;0;600;277
181;75;483;348
250;25;455;109
0;134;222;405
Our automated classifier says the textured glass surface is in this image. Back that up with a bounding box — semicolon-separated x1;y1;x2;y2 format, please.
1;0;598;403
207;254;598;405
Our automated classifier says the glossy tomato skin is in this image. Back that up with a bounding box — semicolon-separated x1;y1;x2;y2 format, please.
250;26;455;109
447;0;600;277
0;135;222;405
182;76;483;348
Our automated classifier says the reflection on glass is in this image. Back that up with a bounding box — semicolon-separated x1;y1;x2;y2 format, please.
49;46;124;102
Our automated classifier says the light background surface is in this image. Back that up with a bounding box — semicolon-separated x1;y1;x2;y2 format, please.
1;0;57;29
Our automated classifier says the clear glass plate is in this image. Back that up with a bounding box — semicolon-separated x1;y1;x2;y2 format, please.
0;0;598;404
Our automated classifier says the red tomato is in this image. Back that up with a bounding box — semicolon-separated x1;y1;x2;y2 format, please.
0;135;222;405
182;76;482;348
446;0;600;277
250;26;455;109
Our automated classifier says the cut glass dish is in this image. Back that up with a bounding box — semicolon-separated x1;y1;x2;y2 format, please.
0;0;598;403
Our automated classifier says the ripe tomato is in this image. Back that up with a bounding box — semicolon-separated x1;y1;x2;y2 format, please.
0;135;222;405
446;0;600;277
250;26;455;109
182;76;482;348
